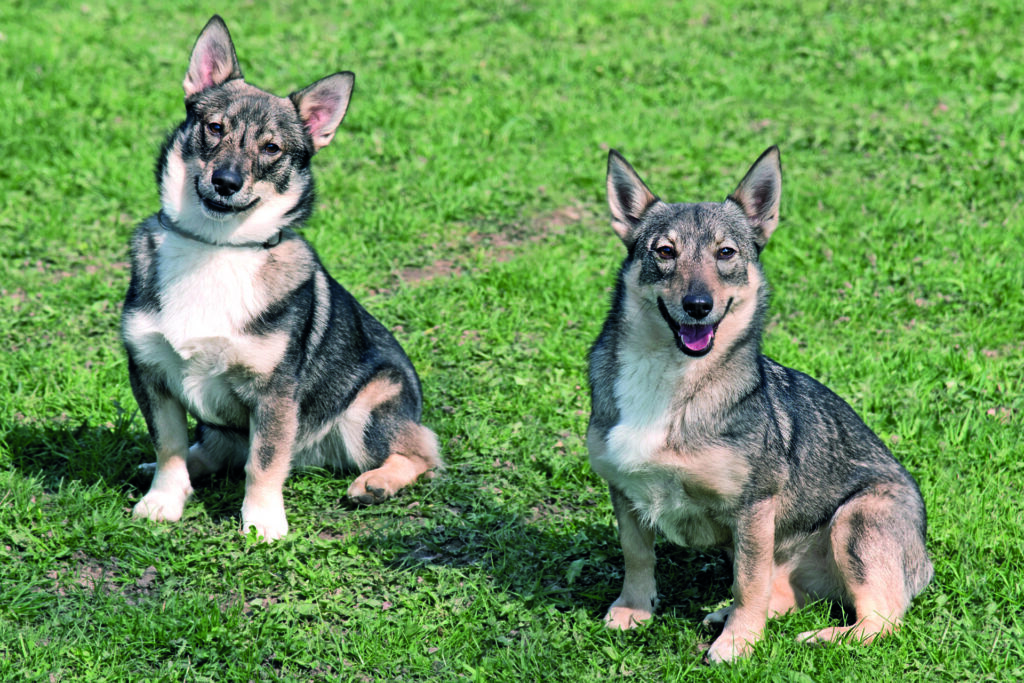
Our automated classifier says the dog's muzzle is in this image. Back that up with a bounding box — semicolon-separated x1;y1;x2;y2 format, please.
194;176;258;214
657;297;728;357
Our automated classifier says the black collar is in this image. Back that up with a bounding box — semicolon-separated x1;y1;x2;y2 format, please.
157;211;282;249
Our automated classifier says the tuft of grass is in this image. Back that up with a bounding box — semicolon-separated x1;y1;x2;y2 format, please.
2;0;1022;680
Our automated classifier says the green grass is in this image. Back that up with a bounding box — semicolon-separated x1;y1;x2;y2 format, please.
2;0;1022;680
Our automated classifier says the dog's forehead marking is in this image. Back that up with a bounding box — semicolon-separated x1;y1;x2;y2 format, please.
196;82;298;135
640;203;718;260
654;201;754;253
225;97;295;138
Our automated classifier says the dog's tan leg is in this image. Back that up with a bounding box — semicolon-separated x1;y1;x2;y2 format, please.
134;395;193;522
604;486;658;630
706;498;776;664
347;424;440;504
240;397;299;542
797;586;900;646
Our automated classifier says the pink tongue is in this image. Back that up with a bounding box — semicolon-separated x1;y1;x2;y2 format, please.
680;324;714;351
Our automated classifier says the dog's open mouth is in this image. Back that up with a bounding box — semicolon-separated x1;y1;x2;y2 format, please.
679;324;716;354
657;297;724;357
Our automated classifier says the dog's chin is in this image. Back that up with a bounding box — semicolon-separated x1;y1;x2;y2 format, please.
194;178;259;221
198;198;234;222
199;195;259;221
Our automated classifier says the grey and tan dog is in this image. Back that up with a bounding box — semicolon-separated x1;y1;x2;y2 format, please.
587;147;932;663
122;16;440;542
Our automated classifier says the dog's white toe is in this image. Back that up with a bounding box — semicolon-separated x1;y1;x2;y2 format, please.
704;628;757;664
133;489;187;522
240;500;288;543
604;605;652;630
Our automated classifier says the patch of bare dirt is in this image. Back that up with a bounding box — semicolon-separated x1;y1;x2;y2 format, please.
44;552;160;606
383;204;595;292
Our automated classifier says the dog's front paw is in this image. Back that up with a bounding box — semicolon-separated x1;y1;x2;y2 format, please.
240;500;289;543
133;489;188;522
604;604;652;630
138;461;158;477
704;631;756;665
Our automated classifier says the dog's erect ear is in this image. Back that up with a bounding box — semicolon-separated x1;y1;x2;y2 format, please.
290;72;355;153
184;16;243;98
729;146;782;249
607;150;658;248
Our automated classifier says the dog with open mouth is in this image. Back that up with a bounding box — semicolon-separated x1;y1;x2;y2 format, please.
586;147;932;663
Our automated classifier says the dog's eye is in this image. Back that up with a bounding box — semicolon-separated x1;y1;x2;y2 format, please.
206;122;223;136
655;245;677;259
263;142;281;155
717;247;737;260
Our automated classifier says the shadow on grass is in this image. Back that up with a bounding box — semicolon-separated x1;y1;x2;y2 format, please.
355;498;735;625
2;410;736;629
2;406;151;492
3;406;251;524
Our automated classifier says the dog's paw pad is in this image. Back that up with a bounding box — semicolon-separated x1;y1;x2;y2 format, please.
796;625;876;646
796;629;825;645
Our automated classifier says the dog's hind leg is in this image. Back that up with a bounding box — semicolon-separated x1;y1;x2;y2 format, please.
184;424;248;480
346;422;441;504
798;484;933;645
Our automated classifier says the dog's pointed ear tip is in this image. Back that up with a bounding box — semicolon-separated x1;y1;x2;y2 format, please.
328;71;356;87
607;149;633;177
202;15;230;33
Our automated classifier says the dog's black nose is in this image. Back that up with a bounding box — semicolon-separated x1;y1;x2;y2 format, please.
211;168;243;197
682;293;714;320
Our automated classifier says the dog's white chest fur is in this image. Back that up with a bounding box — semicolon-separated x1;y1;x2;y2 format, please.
592;342;736;548
156;237;268;341
123;237;287;424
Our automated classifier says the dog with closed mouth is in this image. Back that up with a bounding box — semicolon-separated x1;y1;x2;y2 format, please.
586;146;932;662
122;16;441;542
